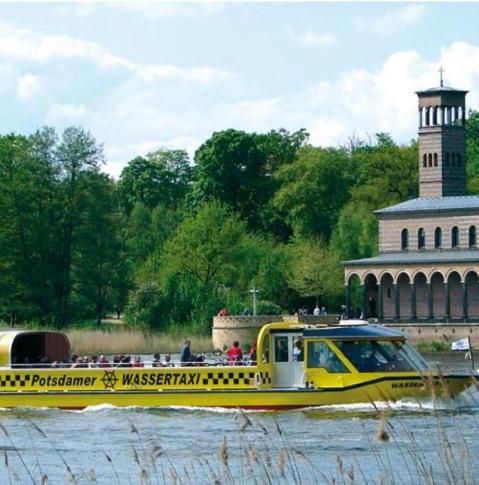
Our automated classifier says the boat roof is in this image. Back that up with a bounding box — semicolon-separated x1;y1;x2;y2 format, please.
0;330;71;367
303;325;405;340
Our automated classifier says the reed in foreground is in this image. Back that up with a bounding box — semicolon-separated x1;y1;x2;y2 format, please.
1;395;478;485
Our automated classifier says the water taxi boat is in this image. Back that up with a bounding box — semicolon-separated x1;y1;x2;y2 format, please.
0;322;475;410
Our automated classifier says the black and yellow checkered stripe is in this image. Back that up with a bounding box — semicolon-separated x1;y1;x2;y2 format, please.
0;374;31;388
258;372;272;385
202;371;255;386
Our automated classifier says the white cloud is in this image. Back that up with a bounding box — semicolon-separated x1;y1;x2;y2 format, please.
137;64;234;84
46;103;88;122
356;5;426;35
299;31;336;48
94;40;479;177
110;2;224;18
0;21;233;84
0;22;131;69
16;74;40;100
308;119;347;147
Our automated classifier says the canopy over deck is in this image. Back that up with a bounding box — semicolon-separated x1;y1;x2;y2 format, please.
0;331;71;367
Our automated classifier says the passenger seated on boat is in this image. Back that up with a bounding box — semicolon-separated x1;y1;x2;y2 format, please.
133;356;144;368
51;361;59;368
307;342;348;373
98;355;110;368
337;342;386;372
119;355;132;368
163;353;173;367
71;357;84;368
152;353;162;367
38;355;51;368
89;356;99;368
248;342;257;365
226;341;243;365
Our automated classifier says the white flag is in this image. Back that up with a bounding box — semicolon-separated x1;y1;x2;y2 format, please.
451;337;470;351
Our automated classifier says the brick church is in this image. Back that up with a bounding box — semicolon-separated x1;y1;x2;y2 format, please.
343;78;479;323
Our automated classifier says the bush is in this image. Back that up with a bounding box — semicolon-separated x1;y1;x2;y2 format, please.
257;300;282;315
124;282;162;328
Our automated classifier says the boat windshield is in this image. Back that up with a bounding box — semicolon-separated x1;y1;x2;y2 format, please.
335;340;430;372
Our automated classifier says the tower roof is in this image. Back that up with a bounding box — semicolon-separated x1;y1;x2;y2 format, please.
375;196;479;216
416;86;468;96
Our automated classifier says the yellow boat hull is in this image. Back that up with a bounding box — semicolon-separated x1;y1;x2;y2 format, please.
0;367;474;410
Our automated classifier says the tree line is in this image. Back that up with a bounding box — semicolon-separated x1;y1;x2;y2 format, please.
1;113;478;331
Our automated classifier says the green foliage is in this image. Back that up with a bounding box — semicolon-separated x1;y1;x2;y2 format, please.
257;300;283;315
190;128;307;235
124;282;162;328
416;341;449;352
118;148;192;214
273;146;351;240
287;237;343;308
467;110;479;194
0;122;434;332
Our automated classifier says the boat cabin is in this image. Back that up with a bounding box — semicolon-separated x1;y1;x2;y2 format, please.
0;331;71;368
255;322;431;389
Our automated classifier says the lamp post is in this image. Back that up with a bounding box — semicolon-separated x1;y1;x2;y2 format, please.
250;287;260;316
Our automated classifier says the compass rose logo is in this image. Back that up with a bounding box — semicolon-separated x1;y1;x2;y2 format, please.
101;370;118;390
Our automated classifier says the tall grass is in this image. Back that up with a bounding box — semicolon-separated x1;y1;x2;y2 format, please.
66;329;214;355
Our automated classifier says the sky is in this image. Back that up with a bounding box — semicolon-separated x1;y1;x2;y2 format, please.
1;2;479;178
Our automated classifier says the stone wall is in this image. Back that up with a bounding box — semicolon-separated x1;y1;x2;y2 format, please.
212;315;337;351
388;322;479;346
378;211;479;253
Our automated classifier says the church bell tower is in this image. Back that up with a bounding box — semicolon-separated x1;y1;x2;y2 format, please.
417;73;468;198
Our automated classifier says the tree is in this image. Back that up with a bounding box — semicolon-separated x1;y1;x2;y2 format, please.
331;200;378;261
467;110;479;194
118;149;192;214
190;128;308;234
349;133;418;204
162;202;247;288
54;126;104;326
73;173;123;324
286;237;343;308
273;146;351;240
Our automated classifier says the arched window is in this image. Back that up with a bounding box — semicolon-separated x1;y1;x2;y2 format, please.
428;154;432;167
469;226;477;247
433;107;438;125
423;154;427;167
401;228;409;250
433;153;438;167
451;106;457;123
425;107;430;126
434;227;442;249
418;228;425;249
452;226;459;248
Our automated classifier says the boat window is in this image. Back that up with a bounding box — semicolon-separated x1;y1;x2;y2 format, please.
335;340;430;372
274;336;289;362
262;334;270;363
293;337;304;362
307;342;349;373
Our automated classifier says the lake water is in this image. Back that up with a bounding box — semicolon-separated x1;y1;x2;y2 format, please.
1;353;478;484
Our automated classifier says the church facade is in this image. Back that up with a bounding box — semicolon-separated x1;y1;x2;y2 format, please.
344;83;479;323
